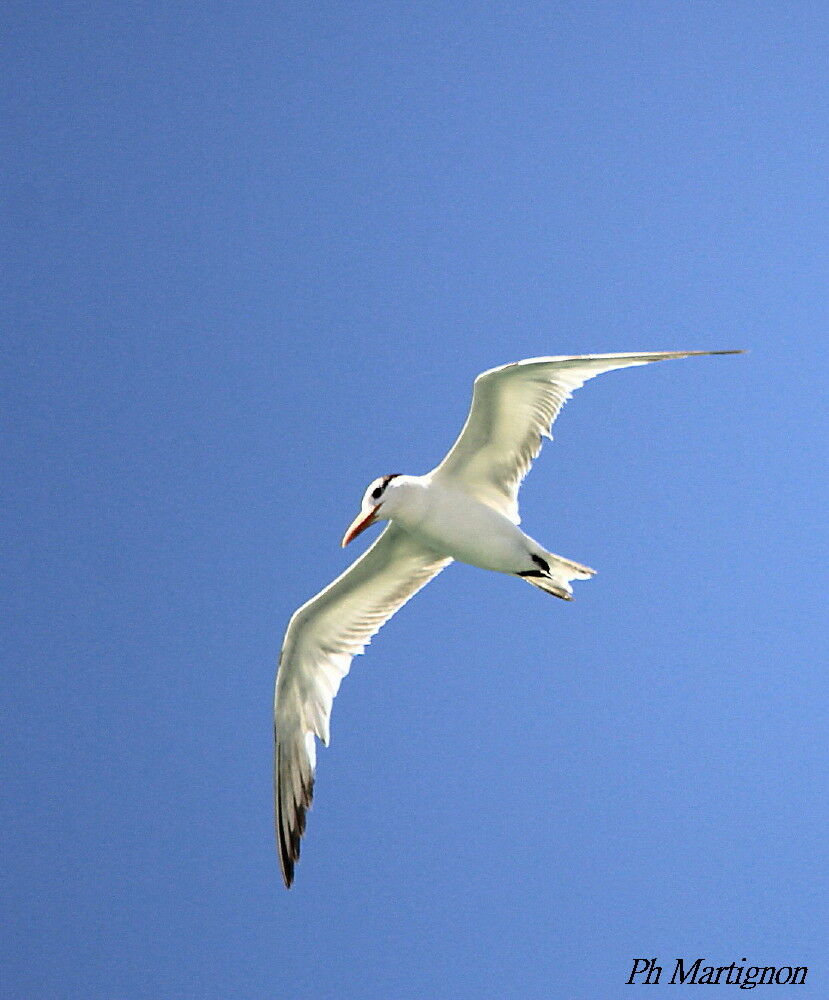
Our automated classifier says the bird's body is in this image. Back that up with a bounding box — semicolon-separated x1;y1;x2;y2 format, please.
273;349;742;886
377;475;553;575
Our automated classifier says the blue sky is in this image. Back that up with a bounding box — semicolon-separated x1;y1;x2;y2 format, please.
2;3;827;997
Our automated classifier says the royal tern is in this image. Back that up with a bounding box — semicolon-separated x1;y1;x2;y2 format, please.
274;350;742;886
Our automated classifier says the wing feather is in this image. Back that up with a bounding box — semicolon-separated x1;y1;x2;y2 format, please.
432;350;741;522
274;524;451;887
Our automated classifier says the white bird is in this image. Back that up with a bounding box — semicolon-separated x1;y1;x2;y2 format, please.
274;350;742;886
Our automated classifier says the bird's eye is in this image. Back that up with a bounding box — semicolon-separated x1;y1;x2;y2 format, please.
371;486;383;500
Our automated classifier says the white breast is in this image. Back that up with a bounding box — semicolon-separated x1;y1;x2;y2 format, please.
397;480;528;573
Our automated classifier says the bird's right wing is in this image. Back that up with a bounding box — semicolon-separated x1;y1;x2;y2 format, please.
274;524;451;887
431;351;742;523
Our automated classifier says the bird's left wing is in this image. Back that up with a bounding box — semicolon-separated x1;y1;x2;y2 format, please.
274;524;451;887
431;351;741;523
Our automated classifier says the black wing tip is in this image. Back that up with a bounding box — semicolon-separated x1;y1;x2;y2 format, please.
276;752;315;890
277;806;298;888
655;349;745;359
280;850;295;889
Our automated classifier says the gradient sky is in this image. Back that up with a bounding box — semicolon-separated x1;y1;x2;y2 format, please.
3;3;828;998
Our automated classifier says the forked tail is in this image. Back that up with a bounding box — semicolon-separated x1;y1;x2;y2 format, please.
518;551;596;601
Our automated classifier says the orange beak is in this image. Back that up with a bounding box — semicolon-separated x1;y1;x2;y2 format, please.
341;505;380;547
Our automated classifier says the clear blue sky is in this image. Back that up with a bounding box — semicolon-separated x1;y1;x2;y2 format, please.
3;3;827;998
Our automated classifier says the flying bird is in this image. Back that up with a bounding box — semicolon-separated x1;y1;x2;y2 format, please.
274;350;742;886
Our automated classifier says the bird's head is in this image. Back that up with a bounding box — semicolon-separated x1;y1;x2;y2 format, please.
341;474;402;547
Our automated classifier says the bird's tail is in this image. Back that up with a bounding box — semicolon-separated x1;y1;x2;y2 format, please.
519;551;596;601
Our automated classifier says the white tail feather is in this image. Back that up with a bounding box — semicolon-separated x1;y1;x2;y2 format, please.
522;550;596;601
